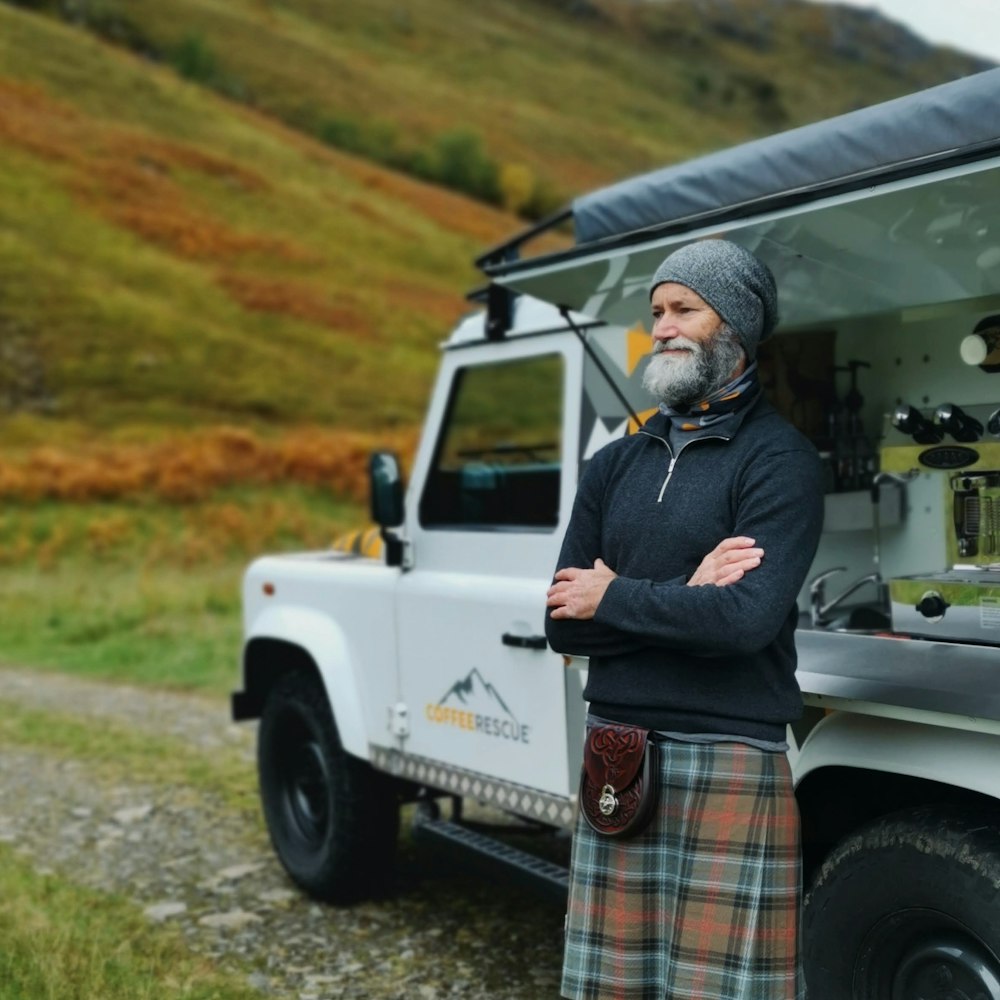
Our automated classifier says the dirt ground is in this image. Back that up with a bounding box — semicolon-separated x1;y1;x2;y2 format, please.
0;667;567;999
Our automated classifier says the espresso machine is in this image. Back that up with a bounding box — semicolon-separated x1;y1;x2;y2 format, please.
886;401;1000;645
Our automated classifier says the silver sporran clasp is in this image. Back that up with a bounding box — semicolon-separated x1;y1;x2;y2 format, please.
598;784;618;816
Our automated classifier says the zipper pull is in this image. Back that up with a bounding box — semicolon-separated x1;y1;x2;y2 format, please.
657;457;677;503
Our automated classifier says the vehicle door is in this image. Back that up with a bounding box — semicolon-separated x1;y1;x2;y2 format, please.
395;334;583;806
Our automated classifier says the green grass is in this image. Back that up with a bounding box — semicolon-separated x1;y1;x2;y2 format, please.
0;563;244;692
0;845;262;1000
0;487;367;694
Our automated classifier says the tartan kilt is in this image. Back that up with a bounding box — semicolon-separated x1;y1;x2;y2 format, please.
561;738;804;1000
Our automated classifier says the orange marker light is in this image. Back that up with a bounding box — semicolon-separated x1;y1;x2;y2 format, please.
262;582;275;596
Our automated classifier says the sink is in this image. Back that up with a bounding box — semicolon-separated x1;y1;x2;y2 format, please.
799;605;892;635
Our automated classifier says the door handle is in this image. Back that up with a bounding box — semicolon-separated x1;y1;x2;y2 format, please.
501;632;547;650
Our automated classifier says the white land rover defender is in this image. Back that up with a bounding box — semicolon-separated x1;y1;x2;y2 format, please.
234;69;1000;997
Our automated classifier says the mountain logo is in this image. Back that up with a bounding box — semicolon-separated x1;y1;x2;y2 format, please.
439;667;514;715
425;668;531;744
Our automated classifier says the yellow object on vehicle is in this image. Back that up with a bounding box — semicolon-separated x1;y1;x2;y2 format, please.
331;526;383;560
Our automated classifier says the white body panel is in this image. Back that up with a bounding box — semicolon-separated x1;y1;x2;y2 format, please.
243;553;401;759
395;571;569;794
793;710;1000;801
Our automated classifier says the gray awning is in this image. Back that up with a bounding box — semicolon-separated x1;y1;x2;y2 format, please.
487;70;1000;333
574;68;1000;246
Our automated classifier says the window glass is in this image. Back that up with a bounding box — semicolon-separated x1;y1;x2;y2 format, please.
420;354;563;529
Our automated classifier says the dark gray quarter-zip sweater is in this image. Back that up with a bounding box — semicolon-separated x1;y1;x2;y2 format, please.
545;398;824;742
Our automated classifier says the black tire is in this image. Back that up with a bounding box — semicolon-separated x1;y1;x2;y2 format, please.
803;805;1000;1000
257;669;399;903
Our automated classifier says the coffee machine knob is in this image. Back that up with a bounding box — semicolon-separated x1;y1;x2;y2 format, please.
892;404;943;444
935;403;984;442
915;591;950;622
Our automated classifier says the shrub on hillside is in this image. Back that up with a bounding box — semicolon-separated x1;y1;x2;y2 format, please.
318;115;403;166
411;128;501;206
318;117;511;211
171;32;219;85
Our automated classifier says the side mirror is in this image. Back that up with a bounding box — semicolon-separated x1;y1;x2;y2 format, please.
369;451;404;528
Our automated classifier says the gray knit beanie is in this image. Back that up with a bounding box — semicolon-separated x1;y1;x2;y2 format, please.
648;240;779;360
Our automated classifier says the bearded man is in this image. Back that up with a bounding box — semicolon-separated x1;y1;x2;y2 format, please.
546;239;823;1000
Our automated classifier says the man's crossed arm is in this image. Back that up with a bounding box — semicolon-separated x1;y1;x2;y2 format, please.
546;536;764;621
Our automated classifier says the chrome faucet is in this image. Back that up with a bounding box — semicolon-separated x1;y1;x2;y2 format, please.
809;567;884;628
808;470;915;628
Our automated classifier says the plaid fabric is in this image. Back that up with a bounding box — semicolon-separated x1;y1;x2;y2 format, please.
562;739;804;1000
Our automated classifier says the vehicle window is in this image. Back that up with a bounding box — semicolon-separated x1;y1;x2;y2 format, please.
420;354;563;530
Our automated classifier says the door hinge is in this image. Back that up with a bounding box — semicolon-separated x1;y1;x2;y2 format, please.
388;702;410;738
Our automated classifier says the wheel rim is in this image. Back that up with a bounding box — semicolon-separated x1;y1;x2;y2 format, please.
275;713;331;848
855;909;1000;1000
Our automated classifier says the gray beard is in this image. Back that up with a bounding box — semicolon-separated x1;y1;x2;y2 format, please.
641;323;745;408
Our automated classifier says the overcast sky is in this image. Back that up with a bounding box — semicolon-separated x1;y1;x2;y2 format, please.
813;0;1000;63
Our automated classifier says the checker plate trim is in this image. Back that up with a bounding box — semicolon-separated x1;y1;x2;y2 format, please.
369;745;577;830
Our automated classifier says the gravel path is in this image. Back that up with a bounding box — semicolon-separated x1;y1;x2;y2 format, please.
0;667;566;999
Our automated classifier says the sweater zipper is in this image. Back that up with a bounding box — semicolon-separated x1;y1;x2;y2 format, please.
639;428;731;503
657;455;677;503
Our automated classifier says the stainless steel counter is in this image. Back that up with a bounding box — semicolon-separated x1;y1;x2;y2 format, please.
796;628;1000;730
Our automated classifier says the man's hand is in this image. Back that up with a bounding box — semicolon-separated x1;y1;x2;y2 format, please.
687;536;763;587
546;558;617;620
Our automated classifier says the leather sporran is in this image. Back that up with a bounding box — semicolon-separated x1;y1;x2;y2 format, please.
579;723;658;839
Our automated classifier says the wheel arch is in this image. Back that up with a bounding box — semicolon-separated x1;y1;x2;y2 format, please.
794;711;1000;882
238;606;369;759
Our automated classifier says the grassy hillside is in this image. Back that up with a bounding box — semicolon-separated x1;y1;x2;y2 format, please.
0;5;530;445
0;0;988;444
5;0;988;209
